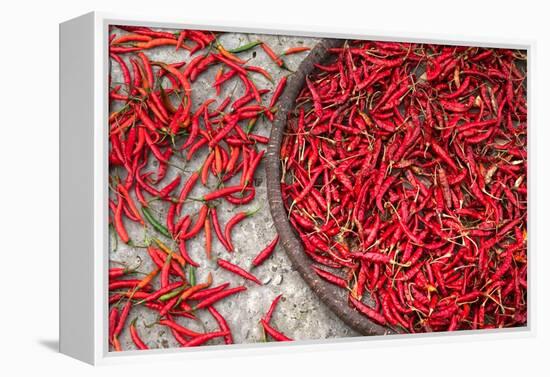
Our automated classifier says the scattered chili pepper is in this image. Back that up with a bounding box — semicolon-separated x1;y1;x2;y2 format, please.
269;76;287;109
228;40;262;53
129;319;149;350
217;259;262;285
142;207;172;239
224;208;260;251
260;319;292;341
208;306;233;344
184;331;230;347
263;294;283;323
194;286;247;310
251;235;279;267
283;46;311;55
261;42;284;67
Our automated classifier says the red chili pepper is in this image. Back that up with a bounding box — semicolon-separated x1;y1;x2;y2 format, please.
179;205;208;242
349;295;386;326
138;282;184;304
114;194;130;243
243;150;265;187
192;211;207;254
208;207;231;252
213;53;248;76
203;185;246;201
108;307;119;344
158;175;181;199
113;298;132;339
224;208;259;251
118;184;144;225
129;319;148;350
112;34;152;45
112;336;122;351
208;306;233;344
269;76;288;109
188;282;230;301
260;42;283;67
251;235;279;267
110;53;132;93
291;170;322;205
109;280;152;291
208;116;239;148
217;259;262;285
176;232;200;268
283;46;311;55
194;286;247;310
184;331;230;347
159;319;202;338
245;65;273;82
314;266;349;288
201;150;215;185
263;294;283;323
260;319;292;341
429;141;459;172
305;76;323;117
176;171;199;215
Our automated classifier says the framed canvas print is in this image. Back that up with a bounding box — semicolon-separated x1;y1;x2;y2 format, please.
60;12;531;365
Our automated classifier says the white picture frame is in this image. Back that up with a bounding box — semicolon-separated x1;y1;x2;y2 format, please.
60;11;534;365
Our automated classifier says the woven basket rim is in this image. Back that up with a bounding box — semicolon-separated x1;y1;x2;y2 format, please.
265;38;397;336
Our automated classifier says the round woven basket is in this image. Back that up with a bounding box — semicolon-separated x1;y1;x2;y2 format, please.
266;39;398;336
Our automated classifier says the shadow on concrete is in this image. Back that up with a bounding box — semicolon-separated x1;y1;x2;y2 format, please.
38;339;59;353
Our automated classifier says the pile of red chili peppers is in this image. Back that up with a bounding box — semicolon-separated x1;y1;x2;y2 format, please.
108;25;305;350
281;42;527;332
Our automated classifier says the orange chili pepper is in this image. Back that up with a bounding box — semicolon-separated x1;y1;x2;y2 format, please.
217;44;247;65
204;217;212;259
135;38;178;49
154;238;187;267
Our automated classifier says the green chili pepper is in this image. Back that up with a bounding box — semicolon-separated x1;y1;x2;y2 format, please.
162;253;173;272
159;286;185;301
245;119;255;134
228;40;262;53
142;207;171;238
188;266;196;286
109;223;118;252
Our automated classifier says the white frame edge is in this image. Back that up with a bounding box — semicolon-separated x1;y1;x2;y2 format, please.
59;11;535;365
60;12;96;364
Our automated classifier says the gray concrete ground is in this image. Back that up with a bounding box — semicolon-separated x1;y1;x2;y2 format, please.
109;28;357;350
